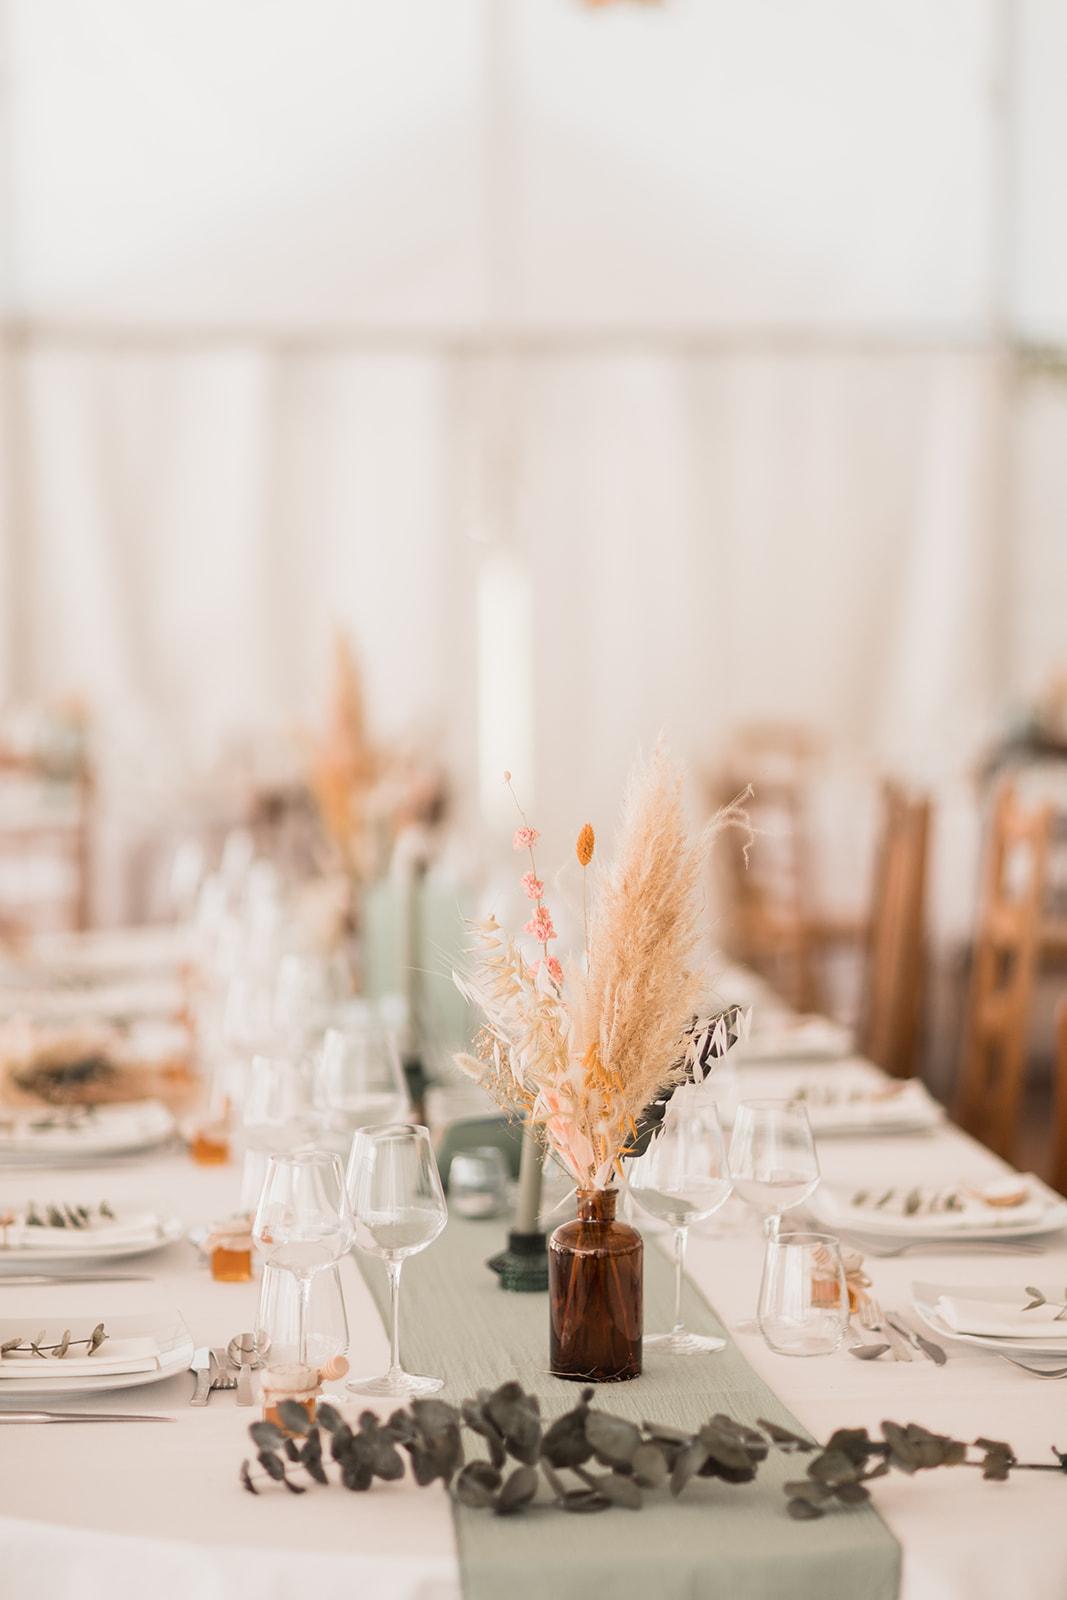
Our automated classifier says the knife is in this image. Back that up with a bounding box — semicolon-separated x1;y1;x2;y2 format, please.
887;1310;948;1365
189;1346;212;1406
0;1411;174;1424
0;1273;152;1286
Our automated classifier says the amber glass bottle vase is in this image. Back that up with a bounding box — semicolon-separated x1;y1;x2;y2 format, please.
549;1188;642;1382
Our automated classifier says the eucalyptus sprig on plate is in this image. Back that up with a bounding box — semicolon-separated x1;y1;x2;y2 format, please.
0;1323;107;1360
239;1379;1067;1520
21;1202;116;1230
1022;1287;1067;1320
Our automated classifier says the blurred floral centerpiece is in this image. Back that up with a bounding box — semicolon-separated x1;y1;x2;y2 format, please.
453;747;747;1381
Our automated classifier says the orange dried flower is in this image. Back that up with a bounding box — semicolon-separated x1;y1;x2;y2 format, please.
576;823;595;867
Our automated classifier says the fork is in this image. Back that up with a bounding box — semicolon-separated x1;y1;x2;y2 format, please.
850;1238;1045;1259
998;1355;1067;1378
860;1294;913;1360
209;1348;237;1396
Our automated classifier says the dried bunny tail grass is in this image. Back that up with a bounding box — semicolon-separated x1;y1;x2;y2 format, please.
571;747;748;1164
576;823;595;867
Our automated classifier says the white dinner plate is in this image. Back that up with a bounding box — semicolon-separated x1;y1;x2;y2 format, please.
732;1016;852;1064
809;1174;1067;1242
0;1212;184;1266
911;1281;1067;1358
0;1100;176;1166
0;1311;193;1398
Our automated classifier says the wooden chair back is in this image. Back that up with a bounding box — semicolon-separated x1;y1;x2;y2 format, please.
856;781;930;1078
955;784;1052;1159
1051;1000;1067;1197
712;724;822;1013
0;752;92;938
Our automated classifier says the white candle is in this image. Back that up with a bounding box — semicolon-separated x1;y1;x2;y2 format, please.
514;1125;544;1234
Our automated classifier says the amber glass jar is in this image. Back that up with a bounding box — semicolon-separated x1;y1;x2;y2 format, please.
549;1188;642;1383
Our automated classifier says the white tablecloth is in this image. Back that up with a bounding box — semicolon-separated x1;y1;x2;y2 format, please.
2;1066;1067;1600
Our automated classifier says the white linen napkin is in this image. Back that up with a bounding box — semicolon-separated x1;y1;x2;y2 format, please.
0;1211;165;1252
0;1335;160;1378
934;1296;1067;1339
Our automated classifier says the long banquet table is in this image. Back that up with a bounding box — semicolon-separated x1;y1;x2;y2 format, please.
3;1015;1067;1598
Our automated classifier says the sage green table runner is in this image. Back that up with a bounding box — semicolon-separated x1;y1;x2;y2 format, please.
355;1219;900;1600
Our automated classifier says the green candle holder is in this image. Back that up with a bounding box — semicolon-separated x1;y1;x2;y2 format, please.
487;1228;549;1292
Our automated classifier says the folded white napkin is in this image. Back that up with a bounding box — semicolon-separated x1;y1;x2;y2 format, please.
0;1335;160;1378
935;1296;1067;1340
0;1211;165;1252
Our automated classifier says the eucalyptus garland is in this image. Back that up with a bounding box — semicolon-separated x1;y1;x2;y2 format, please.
240;1379;1067;1520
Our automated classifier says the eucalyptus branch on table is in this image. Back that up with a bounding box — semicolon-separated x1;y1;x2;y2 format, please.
0;1323;107;1359
239;1380;1067;1520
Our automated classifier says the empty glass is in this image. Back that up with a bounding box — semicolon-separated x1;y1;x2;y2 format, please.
728;1100;820;1234
448;1147;510;1220
346;1123;448;1397
256;1260;350;1369
758;1232;849;1355
313;1024;408;1153
626;1089;733;1355
252;1151;354;1364
242;1054;317;1150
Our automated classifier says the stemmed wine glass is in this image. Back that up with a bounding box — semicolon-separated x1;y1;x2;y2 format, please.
313;1024;409;1151
728;1100;820;1235
346;1124;447;1397
252;1151;354;1365
728;1100;821;1336
626;1089;733;1355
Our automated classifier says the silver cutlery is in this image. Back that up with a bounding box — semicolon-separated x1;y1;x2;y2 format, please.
860;1295;913;1360
886;1310;948;1364
851;1238;1045;1259
209;1348;238;1396
0;1410;174;1424
0;1273;152;1286
189;1346;212;1406
847;1323;890;1360
998;1355;1067;1378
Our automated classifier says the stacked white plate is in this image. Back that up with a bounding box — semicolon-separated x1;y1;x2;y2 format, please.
0;1202;183;1265
0;1311;193;1398
0;1100;176;1165
732;1014;852;1064
912;1282;1067;1362
810;1175;1067;1243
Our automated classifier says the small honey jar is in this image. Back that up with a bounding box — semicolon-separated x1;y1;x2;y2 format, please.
261;1363;321;1431
191;1124;231;1165
260;1357;350;1431
205;1217;254;1283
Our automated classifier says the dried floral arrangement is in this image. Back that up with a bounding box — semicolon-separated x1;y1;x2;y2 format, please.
1;1323;107;1360
452;749;749;1190
239;1380;1067;1519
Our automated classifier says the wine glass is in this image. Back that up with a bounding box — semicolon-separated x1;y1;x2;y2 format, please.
313;1023;408;1153
252;1151;354;1365
346;1123;448;1397
728;1100;820;1234
240;1054;319;1210
626;1089;733;1355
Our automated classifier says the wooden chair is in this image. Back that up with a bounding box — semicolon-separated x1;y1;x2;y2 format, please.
855;782;930;1079
711;725;823;1013
1051;1000;1067;1196
0;752;92;938
955;784;1053;1160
